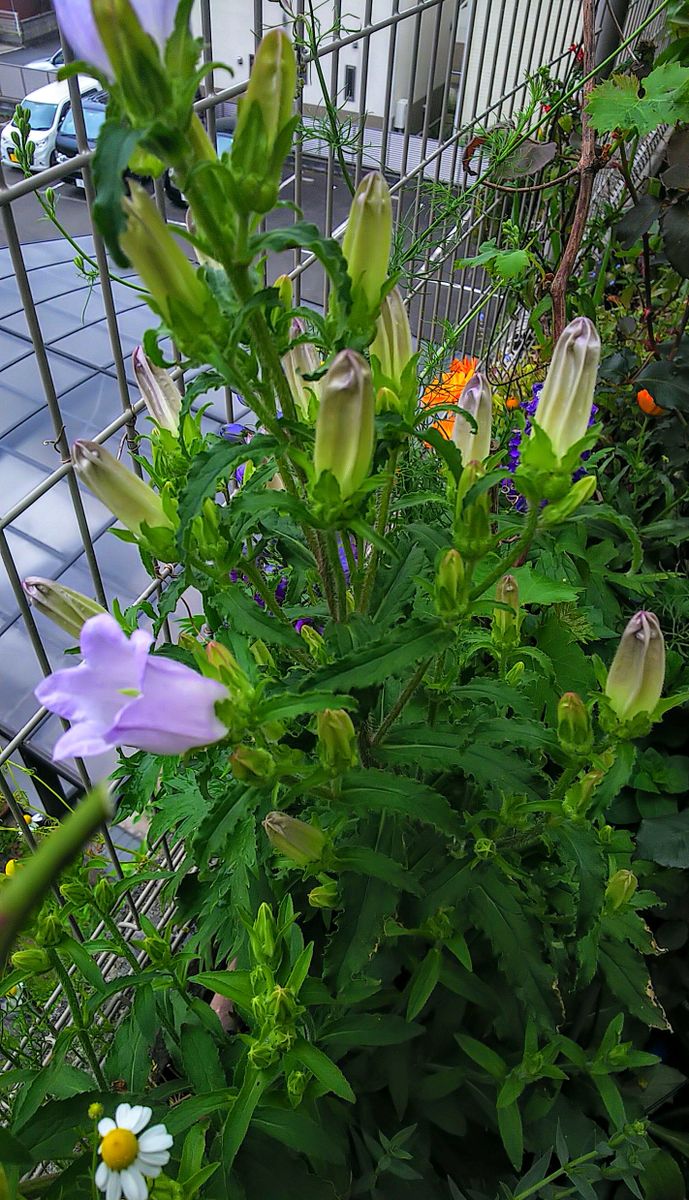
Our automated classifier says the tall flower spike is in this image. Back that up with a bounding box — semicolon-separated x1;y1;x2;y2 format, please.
314;350;375;499
132;346;181;434
452;372;492;465
605;610;665;721
535;317;601;459
342;172;392;312
72;441;173;536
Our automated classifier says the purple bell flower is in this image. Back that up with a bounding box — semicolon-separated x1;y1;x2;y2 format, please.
220;422;251;443
35;613;228;760
53;0;177;78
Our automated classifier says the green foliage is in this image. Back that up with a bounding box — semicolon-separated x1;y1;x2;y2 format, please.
586;64;689;135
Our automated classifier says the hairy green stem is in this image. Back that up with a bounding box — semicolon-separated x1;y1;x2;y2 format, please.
358;447;400;615
468;509;539;603
513;1148;600;1200
50;951;107;1089
372;657;433;747
325;530;348;623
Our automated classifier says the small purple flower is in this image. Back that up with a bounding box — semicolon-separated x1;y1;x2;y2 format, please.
220;423;251;443
275;577;289;605
294;618;314;634
53;0;177;78
338;537;357;584
35;613;228;760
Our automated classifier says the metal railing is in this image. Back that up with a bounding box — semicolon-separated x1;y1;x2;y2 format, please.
0;0;668;1076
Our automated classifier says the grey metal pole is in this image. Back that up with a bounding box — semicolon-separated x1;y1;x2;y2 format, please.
595;0;632;75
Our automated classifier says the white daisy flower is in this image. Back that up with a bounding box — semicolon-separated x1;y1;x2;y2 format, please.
95;1103;173;1200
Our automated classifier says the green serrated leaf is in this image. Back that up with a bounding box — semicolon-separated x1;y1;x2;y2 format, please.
586;64;689;135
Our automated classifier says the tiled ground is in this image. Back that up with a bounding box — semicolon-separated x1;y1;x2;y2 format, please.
0;234;252;802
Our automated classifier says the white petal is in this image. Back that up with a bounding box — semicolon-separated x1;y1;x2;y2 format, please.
130;1105;152;1135
138;1130;173;1153
95;1162;110;1191
137;1151;170;1167
106;1172;123;1200
120;1167;147;1200
115;1104;134;1129
98;1118;116;1137
137;1163;162;1179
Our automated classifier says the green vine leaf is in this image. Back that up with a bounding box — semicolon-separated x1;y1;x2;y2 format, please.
586;64;689;135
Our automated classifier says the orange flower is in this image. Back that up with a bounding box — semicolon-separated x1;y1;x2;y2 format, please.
505;395;520;410
421;355;478;440
636;388;664;417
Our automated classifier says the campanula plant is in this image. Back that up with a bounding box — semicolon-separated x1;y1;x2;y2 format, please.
5;5;689;1200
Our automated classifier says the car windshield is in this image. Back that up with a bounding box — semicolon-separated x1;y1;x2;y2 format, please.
60;107;107;139
24;101;58;131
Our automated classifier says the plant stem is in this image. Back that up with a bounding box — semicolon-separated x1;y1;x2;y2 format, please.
50;951;107;1089
325;531;348;622
358;447;400;615
101;912;141;974
305;0;356;197
242;561;314;665
512;1149;599;1200
372;657;433;747
468;509;539;603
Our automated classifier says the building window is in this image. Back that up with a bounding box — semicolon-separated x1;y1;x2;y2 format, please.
344;65;356;103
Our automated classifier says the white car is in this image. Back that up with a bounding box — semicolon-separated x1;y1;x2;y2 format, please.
25;47;64;73
1;77;98;172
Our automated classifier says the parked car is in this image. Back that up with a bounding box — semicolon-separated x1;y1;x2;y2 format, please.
55;90;233;207
25;46;64;73
1;77;98;172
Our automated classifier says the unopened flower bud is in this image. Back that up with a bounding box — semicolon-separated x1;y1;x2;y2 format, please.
88;1103;104;1120
132;346;181;434
59;880;93;908
4;859;19;877
535;317;601;459
370;286;413;391
263;812;326;866
35;912;63;948
93;876;115;914
268;984;299;1023
231;746;276;784
252;902;278;964
505;661;525;686
605;869;638;910
452;372;493;465
273;274;293;309
435;549;466;621
314;350;375;499
605;611;665;722
23;577;106;641
72;440;173;537
231;29;297;214
376;386;404;416
317;709;358;773
282;320;321;421
121;183;219;342
287;1068;309;1107
11;948;51;974
540;475;597;526
308;877;339;909
143;933;170;966
342;172;392;311
492;574;519;645
557;692;593;756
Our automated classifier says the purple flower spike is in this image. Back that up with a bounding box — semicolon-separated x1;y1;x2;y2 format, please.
35;613;228;760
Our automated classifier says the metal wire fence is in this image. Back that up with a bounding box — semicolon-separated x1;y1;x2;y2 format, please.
0;0;670;1075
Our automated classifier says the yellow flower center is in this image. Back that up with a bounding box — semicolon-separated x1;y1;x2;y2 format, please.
101;1128;138;1171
